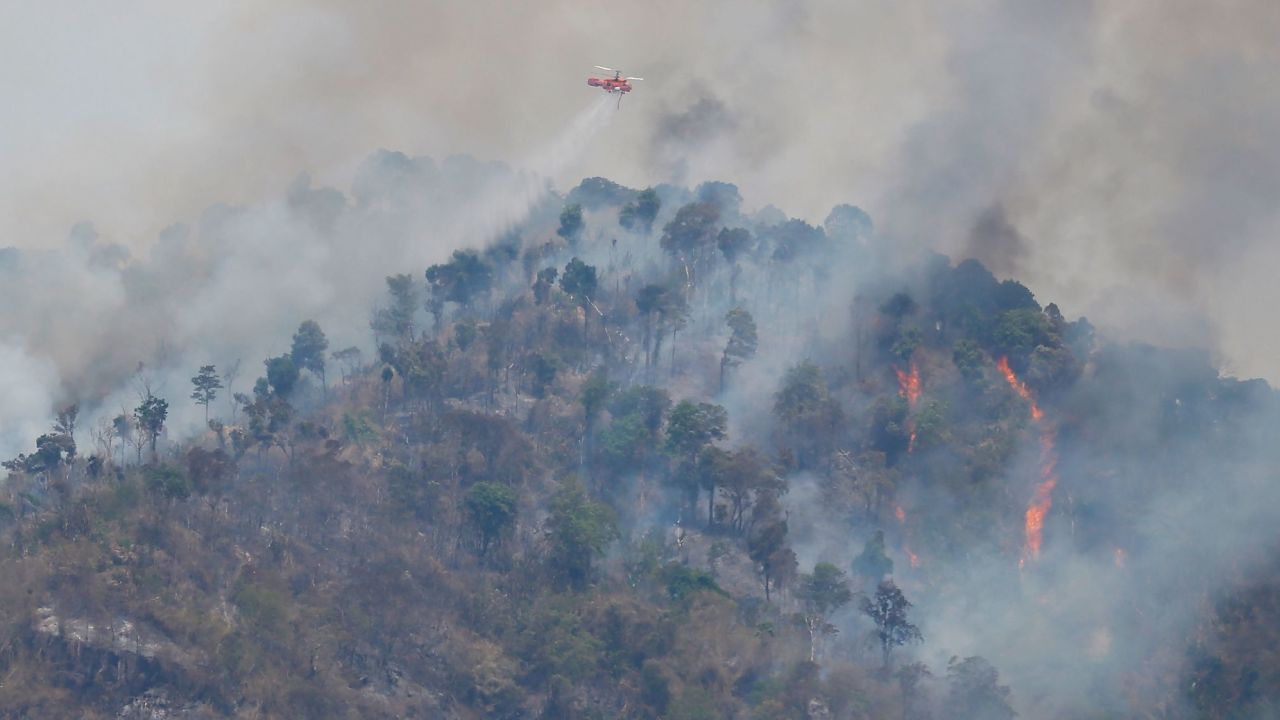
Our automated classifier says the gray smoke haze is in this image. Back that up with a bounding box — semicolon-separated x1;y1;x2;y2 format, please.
0;92;617;457
5;1;1277;380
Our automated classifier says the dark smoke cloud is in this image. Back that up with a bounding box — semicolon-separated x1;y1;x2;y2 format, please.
648;95;738;185
965;204;1027;277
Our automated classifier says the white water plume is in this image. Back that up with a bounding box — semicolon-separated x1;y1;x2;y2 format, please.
436;95;617;252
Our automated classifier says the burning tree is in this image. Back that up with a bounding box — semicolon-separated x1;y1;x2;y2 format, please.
996;355;1059;566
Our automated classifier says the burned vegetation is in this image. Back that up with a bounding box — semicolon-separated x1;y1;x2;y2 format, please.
0;168;1277;719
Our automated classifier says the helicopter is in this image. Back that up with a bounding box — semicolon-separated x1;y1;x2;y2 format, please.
587;66;643;106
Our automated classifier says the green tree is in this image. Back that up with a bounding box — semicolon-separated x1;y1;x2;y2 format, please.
748;515;797;603
527;352;559;399
946;656;1016;720
144;465;191;501
53;404;78;454
265;355;300;399
720;307;758;392
766;218;826;262
716;227;752;303
862;580;923;671
696;180;742;215
796;562;854;661
112;413;132;466
609;386;671;436
464;482;519;557
596;413;649;481
557;203;584;242
660;202;720;270
600;386;670;494
290;320;329;392
992;307;1054;370
134;392;169;461
545;478;619;588
191;364;223;424
852;529;894;584
580;369;610;429
953;339;987;384
774;360;844;470
7;432;76;475
636;283;678;373
371;273;419;343
426;249;494;330
712;447;779;534
891;326;923;363
559;257;598;302
869;396;911;465
665;401;727;459
533;267;558;305
619;187;660;234
332;346;362;385
665;401;727;519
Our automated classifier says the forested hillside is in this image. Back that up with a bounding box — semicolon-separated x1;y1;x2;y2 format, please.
1;165;1277;719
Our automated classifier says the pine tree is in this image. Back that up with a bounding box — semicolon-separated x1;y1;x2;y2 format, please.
191;365;223;424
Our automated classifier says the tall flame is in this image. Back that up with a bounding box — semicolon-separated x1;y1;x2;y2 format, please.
895;364;921;406
997;356;1058;566
996;357;1043;421
1024;433;1058;560
895;364;921;452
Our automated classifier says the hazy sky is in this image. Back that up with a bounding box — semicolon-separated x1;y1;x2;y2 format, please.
3;0;1278;379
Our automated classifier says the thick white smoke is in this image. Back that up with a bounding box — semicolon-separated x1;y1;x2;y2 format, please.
0;340;59;459
0;94;618;456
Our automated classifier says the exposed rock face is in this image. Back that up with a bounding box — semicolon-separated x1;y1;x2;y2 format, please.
34;606;203;668
31;606;209;717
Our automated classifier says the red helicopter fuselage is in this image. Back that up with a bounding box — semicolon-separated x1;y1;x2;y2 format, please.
587;76;632;94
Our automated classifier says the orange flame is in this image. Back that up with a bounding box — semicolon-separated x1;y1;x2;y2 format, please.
895;364;921;407
998;357;1059;566
894;505;922;568
996;357;1043;421
895;364;921;453
1023;433;1060;559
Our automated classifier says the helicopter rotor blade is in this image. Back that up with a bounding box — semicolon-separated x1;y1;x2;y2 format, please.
594;65;617;73
625;77;643;81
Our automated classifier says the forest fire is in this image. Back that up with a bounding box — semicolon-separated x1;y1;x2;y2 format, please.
895;364;921;406
895;364;921;452
1024;436;1058;561
893;505;922;567
996;357;1043;421
997;357;1059;567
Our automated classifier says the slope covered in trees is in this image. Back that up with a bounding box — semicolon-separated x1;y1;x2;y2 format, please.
1;168;1278;719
